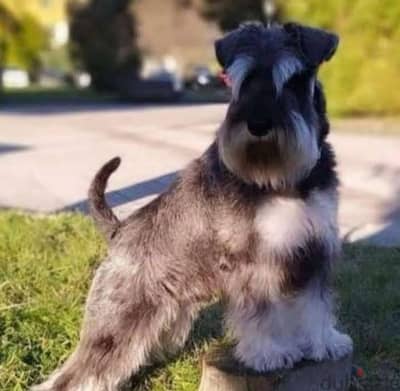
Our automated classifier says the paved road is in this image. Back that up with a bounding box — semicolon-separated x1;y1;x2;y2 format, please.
1;103;399;246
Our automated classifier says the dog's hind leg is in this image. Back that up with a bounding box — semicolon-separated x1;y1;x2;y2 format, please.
32;256;191;391
32;302;182;391
158;305;200;357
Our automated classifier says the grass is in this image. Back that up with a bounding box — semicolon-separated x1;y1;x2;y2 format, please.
0;211;399;390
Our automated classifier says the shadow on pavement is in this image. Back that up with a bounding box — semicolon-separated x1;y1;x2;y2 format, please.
0;143;30;155
0;100;227;116
63;171;178;214
0;102;172;115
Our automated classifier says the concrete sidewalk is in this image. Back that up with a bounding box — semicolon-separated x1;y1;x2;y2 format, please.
0;103;399;246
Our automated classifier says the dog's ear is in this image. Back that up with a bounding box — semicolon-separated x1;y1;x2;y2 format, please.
284;23;339;67
215;30;241;68
215;23;263;68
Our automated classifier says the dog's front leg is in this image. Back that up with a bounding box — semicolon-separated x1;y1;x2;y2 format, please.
225;283;353;373
225;299;304;372
296;284;353;362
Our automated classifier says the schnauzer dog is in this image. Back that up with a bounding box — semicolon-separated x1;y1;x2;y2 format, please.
34;22;353;391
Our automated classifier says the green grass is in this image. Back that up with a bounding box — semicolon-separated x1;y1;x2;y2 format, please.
0;211;399;390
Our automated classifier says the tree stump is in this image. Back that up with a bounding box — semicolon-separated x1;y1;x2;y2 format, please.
198;345;352;391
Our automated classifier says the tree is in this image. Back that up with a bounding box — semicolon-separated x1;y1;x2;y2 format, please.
0;3;47;77
15;14;48;78
0;3;18;69
68;0;141;92
200;0;282;32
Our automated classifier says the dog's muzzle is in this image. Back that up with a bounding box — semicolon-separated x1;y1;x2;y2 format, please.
245;96;277;137
247;118;273;137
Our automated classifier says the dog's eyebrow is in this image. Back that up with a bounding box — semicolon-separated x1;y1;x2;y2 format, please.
227;55;255;101
273;56;304;95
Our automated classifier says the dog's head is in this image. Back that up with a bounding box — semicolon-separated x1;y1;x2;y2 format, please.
216;22;339;189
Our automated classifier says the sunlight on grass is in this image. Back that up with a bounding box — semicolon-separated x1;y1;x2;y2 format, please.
0;211;399;390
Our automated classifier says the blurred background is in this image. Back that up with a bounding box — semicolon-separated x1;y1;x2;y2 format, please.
1;2;400;390
0;0;399;114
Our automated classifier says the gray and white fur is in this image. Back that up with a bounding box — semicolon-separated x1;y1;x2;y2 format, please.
33;22;352;391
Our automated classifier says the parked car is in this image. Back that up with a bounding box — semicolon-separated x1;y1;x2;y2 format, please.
116;70;183;102
1;68;30;89
185;66;225;90
37;68;67;88
146;70;183;93
71;71;92;89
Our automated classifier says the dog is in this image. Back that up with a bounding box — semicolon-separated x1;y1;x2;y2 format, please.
33;22;353;391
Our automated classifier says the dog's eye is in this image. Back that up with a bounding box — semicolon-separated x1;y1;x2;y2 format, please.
285;72;312;94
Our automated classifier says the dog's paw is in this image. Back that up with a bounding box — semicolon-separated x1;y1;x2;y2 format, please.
238;345;304;372
302;330;353;362
326;330;353;360
262;346;304;371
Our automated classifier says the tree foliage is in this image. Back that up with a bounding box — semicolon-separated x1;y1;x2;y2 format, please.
201;0;268;32
0;3;47;75
283;0;400;115
68;0;141;92
200;0;400;115
0;3;17;67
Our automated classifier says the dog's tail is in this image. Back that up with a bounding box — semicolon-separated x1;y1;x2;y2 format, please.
88;157;121;241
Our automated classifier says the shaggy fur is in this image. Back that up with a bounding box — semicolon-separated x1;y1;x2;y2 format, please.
33;22;352;391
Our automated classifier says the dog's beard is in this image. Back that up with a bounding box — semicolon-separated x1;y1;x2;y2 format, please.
218;111;320;189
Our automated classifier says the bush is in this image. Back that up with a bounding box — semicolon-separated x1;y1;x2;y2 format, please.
68;0;141;92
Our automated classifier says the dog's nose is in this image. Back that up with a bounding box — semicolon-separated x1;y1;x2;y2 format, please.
247;119;273;137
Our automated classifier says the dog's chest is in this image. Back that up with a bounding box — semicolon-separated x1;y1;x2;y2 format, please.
254;190;338;256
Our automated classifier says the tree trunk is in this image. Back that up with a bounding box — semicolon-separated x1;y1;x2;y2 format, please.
199;345;352;391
